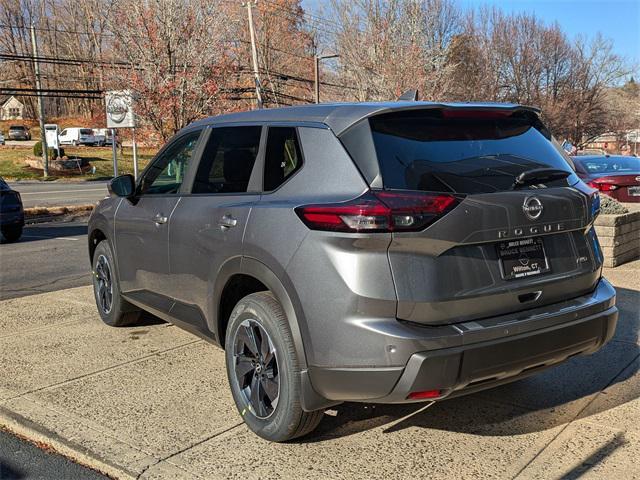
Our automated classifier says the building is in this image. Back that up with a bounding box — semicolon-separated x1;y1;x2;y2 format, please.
585;130;640;155
0;96;25;120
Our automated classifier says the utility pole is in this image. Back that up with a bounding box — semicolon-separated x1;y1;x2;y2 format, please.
30;22;49;177
244;1;263;109
314;54;339;104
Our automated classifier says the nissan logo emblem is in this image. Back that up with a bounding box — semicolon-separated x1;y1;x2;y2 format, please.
107;95;129;124
523;197;543;220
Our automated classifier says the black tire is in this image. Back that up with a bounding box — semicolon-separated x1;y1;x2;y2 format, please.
225;292;324;442
1;224;23;242
92;240;141;327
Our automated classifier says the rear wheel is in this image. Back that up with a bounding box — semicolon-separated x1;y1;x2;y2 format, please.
92;240;141;327
225;292;324;442
1;224;22;242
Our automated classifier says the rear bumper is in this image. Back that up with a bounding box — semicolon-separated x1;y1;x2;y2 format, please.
306;278;617;405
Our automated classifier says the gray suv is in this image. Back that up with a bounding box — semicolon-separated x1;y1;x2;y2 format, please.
88;102;618;442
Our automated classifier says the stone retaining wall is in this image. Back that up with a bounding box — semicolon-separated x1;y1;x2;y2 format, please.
594;210;640;267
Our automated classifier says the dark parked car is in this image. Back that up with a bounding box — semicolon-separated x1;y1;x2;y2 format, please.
573;155;640;202
7;125;31;141
0;177;24;242
88;102;617;442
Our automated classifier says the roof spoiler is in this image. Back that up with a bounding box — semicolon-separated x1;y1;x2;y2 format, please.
398;89;419;101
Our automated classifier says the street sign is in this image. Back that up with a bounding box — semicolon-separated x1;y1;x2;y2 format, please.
105;90;135;129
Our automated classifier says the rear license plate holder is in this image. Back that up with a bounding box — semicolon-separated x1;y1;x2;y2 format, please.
497;237;550;280
628;186;640;196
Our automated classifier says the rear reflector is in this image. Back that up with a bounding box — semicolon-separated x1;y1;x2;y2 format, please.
407;390;441;400
296;190;460;233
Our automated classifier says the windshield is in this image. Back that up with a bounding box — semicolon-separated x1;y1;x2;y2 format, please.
574;156;640;174
9;126;25;131
369;109;578;194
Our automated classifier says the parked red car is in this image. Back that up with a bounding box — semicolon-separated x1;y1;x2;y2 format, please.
572;155;640;202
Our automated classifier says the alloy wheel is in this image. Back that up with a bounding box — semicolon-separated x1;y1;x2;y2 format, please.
232;319;280;419
95;254;113;314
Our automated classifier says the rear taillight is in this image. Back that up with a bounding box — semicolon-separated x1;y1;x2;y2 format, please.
587;180;618;191
295;190;460;233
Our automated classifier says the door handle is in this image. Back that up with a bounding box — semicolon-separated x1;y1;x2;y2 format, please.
154;213;168;225
218;214;238;229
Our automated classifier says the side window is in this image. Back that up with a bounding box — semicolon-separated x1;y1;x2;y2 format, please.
192;126;261;194
60;129;67;136
140;130;201;195
263;127;303;191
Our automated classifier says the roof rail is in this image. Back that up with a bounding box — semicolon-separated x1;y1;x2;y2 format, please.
398;89;419;101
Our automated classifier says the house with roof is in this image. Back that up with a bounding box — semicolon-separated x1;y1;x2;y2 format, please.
0;95;25;120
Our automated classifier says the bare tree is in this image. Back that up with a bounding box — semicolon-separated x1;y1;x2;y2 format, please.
106;0;234;140
328;0;461;101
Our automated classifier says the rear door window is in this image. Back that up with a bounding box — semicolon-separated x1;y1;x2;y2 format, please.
263;127;303;191
369;109;577;194
192;126;262;194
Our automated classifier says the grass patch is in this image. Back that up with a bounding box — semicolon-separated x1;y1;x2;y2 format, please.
0;145;157;181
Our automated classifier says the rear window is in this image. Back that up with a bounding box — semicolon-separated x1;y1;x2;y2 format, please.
9;126;25;131
369;109;577;194
574;156;640;174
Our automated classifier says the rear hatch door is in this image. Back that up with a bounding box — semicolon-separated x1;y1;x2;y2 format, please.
366;108;601;325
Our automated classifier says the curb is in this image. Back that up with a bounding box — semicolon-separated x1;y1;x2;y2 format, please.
25;204;95;222
0;407;131;480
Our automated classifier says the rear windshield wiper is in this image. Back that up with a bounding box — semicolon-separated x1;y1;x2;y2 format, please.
512;168;570;189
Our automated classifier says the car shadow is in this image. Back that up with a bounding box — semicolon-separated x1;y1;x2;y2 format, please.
137;311;167;326
2;223;88;244
305;285;639;441
0;461;23;480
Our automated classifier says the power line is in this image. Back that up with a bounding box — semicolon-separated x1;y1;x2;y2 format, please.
0;22;115;38
0;92;102;99
0;51;132;67
1;87;102;94
273;1;343;30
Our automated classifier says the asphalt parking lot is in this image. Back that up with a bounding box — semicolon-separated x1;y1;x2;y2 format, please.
0;219;90;300
0;228;638;480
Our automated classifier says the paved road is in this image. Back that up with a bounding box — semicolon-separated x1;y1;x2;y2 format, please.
3;140;37;148
0;219;90;300
7;181;109;208
0;429;107;480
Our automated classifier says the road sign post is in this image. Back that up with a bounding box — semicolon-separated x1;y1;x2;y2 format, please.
105;90;137;179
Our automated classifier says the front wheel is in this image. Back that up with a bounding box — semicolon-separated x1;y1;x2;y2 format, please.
92;240;141;327
225;292;324;442
1;224;23;242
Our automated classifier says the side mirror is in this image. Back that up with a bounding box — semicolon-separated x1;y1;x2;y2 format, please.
108;174;135;198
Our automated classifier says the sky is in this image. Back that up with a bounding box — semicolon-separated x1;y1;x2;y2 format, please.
302;0;640;66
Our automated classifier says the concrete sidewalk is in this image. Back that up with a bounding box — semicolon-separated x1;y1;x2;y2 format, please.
0;263;638;479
